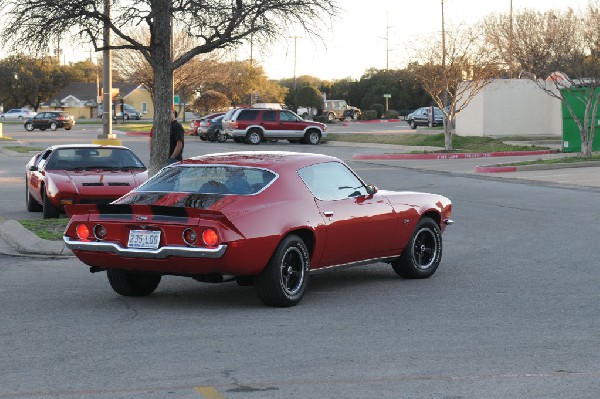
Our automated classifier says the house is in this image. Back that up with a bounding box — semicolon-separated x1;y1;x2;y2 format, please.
43;82;154;120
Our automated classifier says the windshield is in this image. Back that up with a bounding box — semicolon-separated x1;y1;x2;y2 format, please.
45;148;146;170
136;165;277;195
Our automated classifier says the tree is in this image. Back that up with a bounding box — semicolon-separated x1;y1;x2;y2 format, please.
483;6;598;157
296;86;322;117
410;25;501;150
193;90;230;115
0;0;338;174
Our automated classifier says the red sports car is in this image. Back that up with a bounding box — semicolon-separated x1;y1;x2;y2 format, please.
26;144;148;218
63;152;453;307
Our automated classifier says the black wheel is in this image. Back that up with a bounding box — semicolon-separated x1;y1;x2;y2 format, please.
392;218;442;279
410;120;417;129
352;111;360;120
327;113;335;123
65;126;71;130
245;129;262;145
304;129;321;145
24;122;34;131
200;135;207;141
217;130;227;142
255;235;310;307
49;122;58;131
107;269;161;296
25;180;42;212
42;188;60;219
208;132;217;142
125;114;130;120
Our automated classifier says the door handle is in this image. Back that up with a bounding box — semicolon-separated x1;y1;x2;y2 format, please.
323;211;334;220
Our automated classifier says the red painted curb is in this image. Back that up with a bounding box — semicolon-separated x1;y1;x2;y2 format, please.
475;165;518;173
352;150;554;160
125;131;150;136
356;119;402;124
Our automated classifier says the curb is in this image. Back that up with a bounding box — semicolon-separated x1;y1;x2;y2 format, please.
475;160;600;173
352;150;555;161
0;219;73;257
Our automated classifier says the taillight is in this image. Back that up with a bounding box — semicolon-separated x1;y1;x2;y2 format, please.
202;229;219;247
93;224;107;240
182;228;198;246
76;224;90;240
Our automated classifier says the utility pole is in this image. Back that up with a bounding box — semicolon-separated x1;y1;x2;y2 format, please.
378;14;392;70
509;0;513;78
441;0;448;108
289;35;301;110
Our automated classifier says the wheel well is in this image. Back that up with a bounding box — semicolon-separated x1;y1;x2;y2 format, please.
285;228;315;259
422;211;441;226
306;128;321;135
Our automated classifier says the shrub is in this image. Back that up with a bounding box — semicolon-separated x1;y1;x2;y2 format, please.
361;110;378;120
383;110;400;119
313;115;331;123
370;103;384;118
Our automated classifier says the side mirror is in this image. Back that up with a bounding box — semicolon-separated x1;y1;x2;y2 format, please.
366;184;378;195
28;165;38;172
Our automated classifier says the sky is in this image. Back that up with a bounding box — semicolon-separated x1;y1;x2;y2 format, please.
246;0;591;81
1;0;591;81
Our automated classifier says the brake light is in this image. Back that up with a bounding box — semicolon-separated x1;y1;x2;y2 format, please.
230;121;237;129
182;228;198;246
202;229;219;247
76;224;90;240
93;224;107;240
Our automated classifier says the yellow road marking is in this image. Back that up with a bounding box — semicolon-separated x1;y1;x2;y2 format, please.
195;386;225;399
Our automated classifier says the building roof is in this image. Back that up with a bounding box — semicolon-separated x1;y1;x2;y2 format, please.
45;82;144;106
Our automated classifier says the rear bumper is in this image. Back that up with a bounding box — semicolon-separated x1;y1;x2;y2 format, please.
63;236;227;259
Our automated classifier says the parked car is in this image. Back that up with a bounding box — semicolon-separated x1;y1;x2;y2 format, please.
25;144;148;219
24;111;75;131
299;100;361;122
97;104;142;120
189;112;225;136
220;108;239;133
199;114;226;142
62;151;453;307
226;108;328;144
406;106;444;129
0;109;37;120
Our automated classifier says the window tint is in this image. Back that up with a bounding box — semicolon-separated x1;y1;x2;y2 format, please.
279;110;297;122
298;162;367;201
137;165;276;195
236;110;260;121
261;110;276;121
45;148;145;170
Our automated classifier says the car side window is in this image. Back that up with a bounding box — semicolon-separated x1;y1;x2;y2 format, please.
298;162;367;201
279;111;297;122
261;111;276;121
236;110;260;121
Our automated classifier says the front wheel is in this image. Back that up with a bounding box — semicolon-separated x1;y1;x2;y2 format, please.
42;189;60;219
392;217;442;279
25;181;42;212
24;122;34;131
49;122;57;131
304;130;321;145
255;235;310;307
217;130;228;142
245;129;262;145
327;113;335;123
410;120;417;129
107;269;161;296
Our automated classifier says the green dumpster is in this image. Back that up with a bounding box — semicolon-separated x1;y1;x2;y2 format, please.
561;87;600;153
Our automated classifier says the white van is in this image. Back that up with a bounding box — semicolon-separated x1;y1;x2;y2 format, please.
251;103;282;110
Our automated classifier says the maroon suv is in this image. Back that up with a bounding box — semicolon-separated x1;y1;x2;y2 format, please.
225;108;328;145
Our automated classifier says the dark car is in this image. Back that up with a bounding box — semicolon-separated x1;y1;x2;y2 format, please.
63;152;453;307
226;108;328;144
24;111;75;131
189;112;225;137
199;114;226;142
406;106;444;129
26;144;148;218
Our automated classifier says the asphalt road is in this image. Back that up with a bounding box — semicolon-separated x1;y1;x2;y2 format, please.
1;123;600;398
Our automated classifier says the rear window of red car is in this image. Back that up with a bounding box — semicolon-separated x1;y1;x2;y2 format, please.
236;110;260;121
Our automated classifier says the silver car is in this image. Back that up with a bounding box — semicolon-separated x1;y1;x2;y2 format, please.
0;109;37;120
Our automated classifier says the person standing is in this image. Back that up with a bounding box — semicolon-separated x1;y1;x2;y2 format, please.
169;109;184;164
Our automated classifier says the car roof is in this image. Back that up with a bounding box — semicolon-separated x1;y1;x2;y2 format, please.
46;144;131;151
182;151;340;172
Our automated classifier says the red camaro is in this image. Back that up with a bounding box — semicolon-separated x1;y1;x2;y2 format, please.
26;144;148;218
64;152;453;307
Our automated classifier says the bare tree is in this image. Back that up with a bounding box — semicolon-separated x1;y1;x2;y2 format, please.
410;25;501;150
0;0;338;174
484;6;598;157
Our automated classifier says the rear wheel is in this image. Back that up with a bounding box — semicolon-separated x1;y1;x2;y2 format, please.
217;130;228;142
24;122;34;131
42;189;60;219
25;181;42;212
304;130;321;145
410;120;417;129
107;269;161;296
49;122;57;131
245;129;262;145
255;235;310;307
392;217;442;279
327;112;335;123
65;126;71;130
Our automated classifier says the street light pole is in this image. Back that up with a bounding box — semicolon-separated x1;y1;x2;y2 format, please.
441;0;448;108
98;0;115;142
509;0;513;78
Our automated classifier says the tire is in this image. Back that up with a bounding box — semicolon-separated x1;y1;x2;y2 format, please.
65;126;71;130
25;180;42;212
125;114;130;120
352;111;360;120
245;129;262;145
107;269;161;296
392;217;442;279
410;120;417;129
327;113;335;123
24;122;34;131
200;135;207;141
208;132;217;142
217;130;228;143
304;130;321;145
50;122;57;131
255;235;310;307
42;188;60;219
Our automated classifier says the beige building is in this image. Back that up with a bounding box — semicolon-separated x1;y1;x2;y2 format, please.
43;82;154;120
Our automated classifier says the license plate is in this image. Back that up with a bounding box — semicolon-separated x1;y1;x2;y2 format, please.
127;230;161;249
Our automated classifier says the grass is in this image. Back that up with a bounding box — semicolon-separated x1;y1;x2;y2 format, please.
327;133;551;152
117;122;153;132
503;154;600;166
19;218;69;241
5;145;44;153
